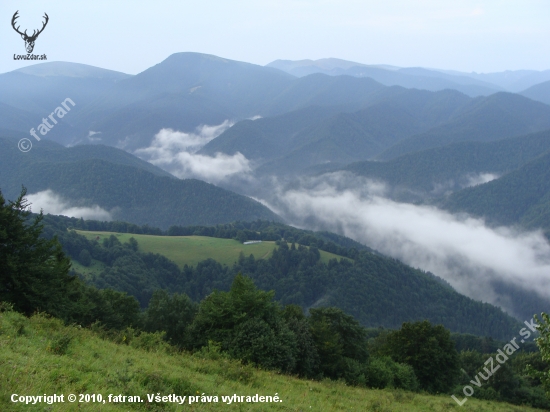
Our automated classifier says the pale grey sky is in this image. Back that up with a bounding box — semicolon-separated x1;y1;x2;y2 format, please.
2;0;550;75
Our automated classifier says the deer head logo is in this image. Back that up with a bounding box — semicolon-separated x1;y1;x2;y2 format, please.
11;11;49;54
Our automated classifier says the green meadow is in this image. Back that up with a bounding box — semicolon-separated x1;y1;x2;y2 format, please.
74;231;349;268
1;308;542;412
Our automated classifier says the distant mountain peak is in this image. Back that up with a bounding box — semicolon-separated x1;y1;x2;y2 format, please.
267;58;399;72
12;61;131;80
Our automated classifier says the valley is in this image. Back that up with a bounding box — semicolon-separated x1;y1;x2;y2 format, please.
3;5;550;408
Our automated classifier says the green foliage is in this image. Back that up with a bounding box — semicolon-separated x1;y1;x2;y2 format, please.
0;188;73;318
127;237;139;251
0;308;544;412
0;189;142;330
285;315;321;378
78;249;92;266
235;230;248;243
457;349;550;408
365;356;419;391
130;331;172;353
189;275;281;349
42;216;522;340
229;317;298;373
143;290;198;347
530;313;550;397
375;320;460;393
201;274;275;330
309;307;369;379
188;275;316;377
47;333;73;355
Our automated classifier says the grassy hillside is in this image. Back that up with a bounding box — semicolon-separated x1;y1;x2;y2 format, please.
75;231;350;268
1;308;543;412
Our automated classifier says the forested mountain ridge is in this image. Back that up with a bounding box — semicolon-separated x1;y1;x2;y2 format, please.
339;129;550;200
0;136;172;178
0;137;279;228
521;79;550;105
200;86;550;176
2;194;547;411
40;214;524;340
201;88;473;174
269;57;550;93
441;150;550;234
267;58;501;96
377;92;550;160
3;54;550;168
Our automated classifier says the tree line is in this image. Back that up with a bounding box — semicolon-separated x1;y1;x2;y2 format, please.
46;214;522;340
2;188;550;408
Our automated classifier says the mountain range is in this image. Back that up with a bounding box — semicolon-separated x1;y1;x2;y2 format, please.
3;52;550;335
0;135;278;229
4;52;550;237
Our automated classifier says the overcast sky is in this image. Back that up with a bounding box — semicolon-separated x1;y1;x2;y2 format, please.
2;0;550;75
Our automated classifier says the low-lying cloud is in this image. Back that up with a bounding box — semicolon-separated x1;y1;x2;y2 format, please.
264;172;550;317
464;172;499;187
135;121;252;183
87;130;102;143
26;190;112;221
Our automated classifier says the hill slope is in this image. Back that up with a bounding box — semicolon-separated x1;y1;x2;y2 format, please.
203;89;550;176
341;129;550;199
521;80;550;105
43;216;523;339
378;93;550;160
74;231;349;268
201;88;472;174
442;151;550;233
267;59;501;96
0;137;279;228
1;309;541;412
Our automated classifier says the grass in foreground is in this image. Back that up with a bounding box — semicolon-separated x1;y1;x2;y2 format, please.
0;309;543;412
74;231;349;268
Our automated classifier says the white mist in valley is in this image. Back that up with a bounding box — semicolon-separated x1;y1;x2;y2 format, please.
463;172;499;188
263;172;550;316
26;190;112;221
135;122;550;318
135;122;253;183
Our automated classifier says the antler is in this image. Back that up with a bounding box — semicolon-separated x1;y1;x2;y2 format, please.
29;13;49;40
11;11;27;37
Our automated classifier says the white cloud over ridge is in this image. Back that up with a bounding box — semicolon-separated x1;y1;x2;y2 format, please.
264;172;550;316
26;190;112;221
464;172;499;188
135;121;252;183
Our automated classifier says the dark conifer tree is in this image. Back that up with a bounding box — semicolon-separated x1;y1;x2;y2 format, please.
0;188;73;317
